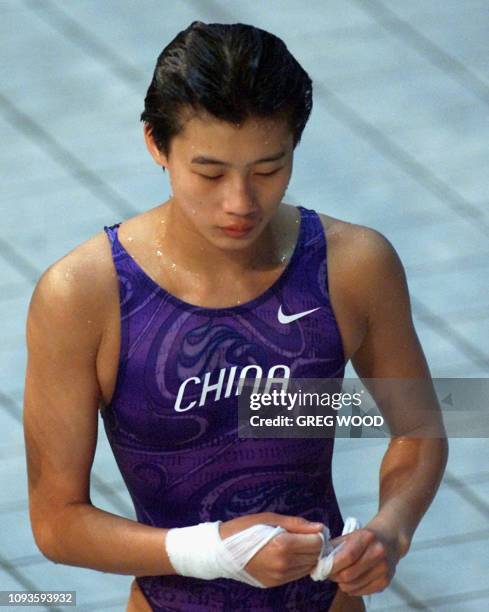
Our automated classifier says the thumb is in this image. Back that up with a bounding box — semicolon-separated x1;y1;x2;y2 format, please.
267;514;325;534
329;534;347;546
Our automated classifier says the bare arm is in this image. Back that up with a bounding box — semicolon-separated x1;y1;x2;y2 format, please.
23;253;175;576
351;229;447;553
330;227;448;595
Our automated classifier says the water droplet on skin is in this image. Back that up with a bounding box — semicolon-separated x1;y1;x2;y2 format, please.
128;236;133;241
171;263;177;271
156;250;162;257
87;320;93;324
160;219;165;223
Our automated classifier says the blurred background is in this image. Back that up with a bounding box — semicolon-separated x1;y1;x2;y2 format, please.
1;1;488;610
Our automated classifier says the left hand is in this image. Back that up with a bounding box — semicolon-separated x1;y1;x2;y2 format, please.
327;521;404;596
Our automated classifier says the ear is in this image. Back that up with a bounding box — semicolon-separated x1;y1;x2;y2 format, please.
143;124;169;169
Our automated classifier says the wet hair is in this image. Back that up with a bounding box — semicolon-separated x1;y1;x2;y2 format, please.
140;21;313;162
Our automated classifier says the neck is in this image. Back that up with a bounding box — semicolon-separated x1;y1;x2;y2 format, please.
158;199;282;277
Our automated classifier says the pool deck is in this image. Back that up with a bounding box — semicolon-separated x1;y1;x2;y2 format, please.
1;1;488;609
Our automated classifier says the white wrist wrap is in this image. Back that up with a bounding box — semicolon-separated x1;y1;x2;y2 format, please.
166;521;286;588
310;516;361;581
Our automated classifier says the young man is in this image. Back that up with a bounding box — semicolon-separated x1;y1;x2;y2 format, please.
24;22;447;611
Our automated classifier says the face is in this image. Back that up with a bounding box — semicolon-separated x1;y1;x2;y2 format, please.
144;111;294;250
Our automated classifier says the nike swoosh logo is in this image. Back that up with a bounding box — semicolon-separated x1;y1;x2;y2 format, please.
278;305;321;324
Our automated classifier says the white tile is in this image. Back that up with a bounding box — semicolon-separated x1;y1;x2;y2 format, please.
0;334;25;353
385;219;488;271
435;596;489;611
453;319;489;361
383;0;488;19
383;115;489;205
50;0;206;66
431;360;489;377
0;455;29;507
0;567;25;591
237;0;374;39
0;258;33;287
1;509;41;559
409;267;489;320
101;166;171;215
0;113;67;186
444;440;489;478
325;55;483;132
413;324;468;373
0;282;32;302
0;348;27;397
0;398;22;434
0;296;30;339
332;442;385;501
381;1;489;75
293;115;455;230
0;6;127;97
303;23;426;84
395;536;489;600
462;478;489;508
366;586;409;611
407;249;489;279
2;185;120;240
412;484;488;545
0;439;25;461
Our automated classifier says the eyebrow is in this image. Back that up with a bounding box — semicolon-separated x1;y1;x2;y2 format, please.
190;150;286;167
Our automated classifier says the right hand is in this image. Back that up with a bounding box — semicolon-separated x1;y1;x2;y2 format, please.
219;512;324;588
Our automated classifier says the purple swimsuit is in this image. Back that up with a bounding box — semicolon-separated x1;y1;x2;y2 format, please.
101;205;346;611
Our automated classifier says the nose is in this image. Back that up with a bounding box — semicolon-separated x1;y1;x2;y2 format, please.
222;176;259;217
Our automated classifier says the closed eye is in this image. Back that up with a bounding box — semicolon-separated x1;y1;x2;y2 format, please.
199;174;222;180
198;168;283;180
256;168;282;176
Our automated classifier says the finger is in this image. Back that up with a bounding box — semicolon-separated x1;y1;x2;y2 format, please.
267;514;325;534
260;558;318;587
329;534;348;547
328;530;376;576
267;532;323;569
342;573;391;597
338;564;387;594
282;532;324;554
294;551;325;560
331;536;386;583
283;563;319;585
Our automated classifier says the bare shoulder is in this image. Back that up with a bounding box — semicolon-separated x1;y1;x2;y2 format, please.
317;212;404;279
315;211;409;335
28;229;117;345
317;212;393;253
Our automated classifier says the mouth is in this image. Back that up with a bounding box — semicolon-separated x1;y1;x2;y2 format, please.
220;223;257;238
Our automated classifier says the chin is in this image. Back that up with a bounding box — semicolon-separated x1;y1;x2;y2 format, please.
215;235;258;249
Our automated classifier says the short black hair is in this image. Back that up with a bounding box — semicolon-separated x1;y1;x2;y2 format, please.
140;21;313;160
